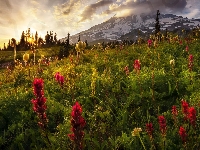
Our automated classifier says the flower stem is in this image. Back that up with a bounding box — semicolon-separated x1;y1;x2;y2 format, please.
152;61;155;101
137;73;143;100
45;131;52;146
138;134;146;150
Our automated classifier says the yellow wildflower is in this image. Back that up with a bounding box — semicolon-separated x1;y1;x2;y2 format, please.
132;128;142;136
170;59;175;66
23;53;29;62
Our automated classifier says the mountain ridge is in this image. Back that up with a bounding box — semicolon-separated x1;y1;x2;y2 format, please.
60;13;200;44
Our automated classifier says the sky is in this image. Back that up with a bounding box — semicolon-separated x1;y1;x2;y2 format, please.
0;0;200;48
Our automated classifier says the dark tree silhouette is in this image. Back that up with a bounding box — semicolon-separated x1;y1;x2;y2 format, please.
51;31;54;44
1;27;63;51
4;43;7;51
38;37;44;48
25;30;28;44
35;31;38;47
66;33;70;46
54;32;57;43
59;33;71;59
6;39;12;51
85;40;88;48
155;10;161;37
45;31;50;46
20;31;26;48
31;34;34;47
78;33;80;42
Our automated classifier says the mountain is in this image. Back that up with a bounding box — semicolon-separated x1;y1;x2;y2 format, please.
60;13;200;45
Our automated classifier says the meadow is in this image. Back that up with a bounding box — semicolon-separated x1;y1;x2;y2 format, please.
0;33;200;150
0;46;61;65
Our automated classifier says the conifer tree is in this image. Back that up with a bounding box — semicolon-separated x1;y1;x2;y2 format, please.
38;37;44;48
50;31;53;44
25;30;28;44
54;33;57;43
20;31;25;48
78;33;80;42
4;43;6;50
45;31;50;46
8;39;10;47
85;40;88;48
59;33;71;59
155;10;161;39
35;31;38;47
67;33;70;46
7;39;13;51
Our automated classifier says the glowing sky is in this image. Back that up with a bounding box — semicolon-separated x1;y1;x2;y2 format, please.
0;0;199;48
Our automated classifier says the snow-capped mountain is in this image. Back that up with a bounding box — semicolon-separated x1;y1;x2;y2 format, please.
60;13;200;44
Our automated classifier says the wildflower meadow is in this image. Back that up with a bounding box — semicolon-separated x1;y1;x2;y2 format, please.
1;31;200;150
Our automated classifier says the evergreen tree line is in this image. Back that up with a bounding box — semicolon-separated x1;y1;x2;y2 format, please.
0;28;67;51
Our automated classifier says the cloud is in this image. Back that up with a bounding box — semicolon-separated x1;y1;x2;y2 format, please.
3;0;12;9
103;1;152;16
45;0;68;7
62;0;78;15
80;0;113;21
53;0;88;17
102;0;188;17
54;0;82;17
177;0;200;19
30;0;40;6
53;0;114;31
148;0;187;12
184;9;199;18
109;3;120;11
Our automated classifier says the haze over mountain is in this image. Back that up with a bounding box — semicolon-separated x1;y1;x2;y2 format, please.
0;0;200;48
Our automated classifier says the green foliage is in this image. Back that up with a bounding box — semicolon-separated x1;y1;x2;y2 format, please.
1;35;200;149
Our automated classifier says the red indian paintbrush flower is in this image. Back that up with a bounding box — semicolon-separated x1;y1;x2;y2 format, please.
124;66;129;75
59;75;64;87
147;39;152;47
133;59;141;74
70;56;73;63
54;72;60;81
172;105;178;124
188;107;196;127
179;126;187;143
31;78;47;129
179;40;183;45
181;100;189;120
186;45;189;52
33;78;44;97
54;72;64;88
188;54;193;71
146;123;153;138
158;115;167;136
120;44;123;50
172;105;178;116
68;102;86;150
